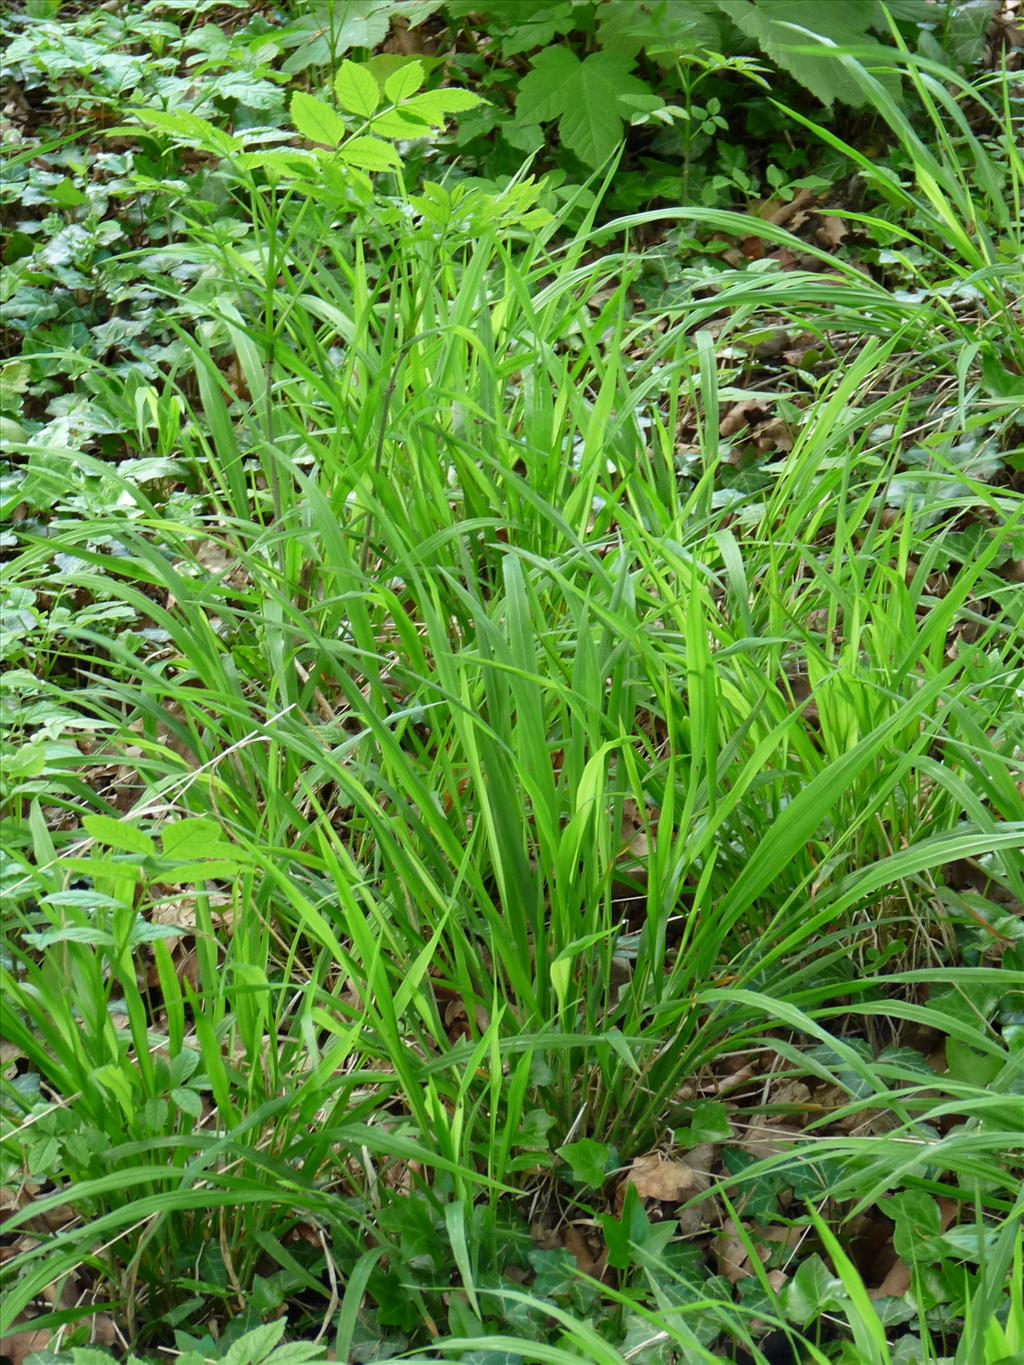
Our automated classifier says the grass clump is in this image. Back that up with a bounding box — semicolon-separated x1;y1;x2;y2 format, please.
1;14;1023;1365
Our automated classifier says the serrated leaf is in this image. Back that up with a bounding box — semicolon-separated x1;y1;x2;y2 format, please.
516;48;651;167
598;0;723;57
161;816;232;861
713;0;893;108
82;813;155;858
400;88;485;125
335;59;379;117
339;136;401;171
128;107;238;154
500;1;577;56
223;1320;287;1365
369;107;433;139
384;60;425;102
290;91;346;147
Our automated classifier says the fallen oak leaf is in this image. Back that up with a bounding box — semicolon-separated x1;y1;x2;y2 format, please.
622;1152;702;1205
769;188;818;227
754;417;794;453
815;214;848;248
719;400;768;438
712;1229;756;1285
563;1222;605;1277
0;1327;49;1365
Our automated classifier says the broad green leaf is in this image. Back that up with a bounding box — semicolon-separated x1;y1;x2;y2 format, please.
334;59;379;117
339;135;401;170
82;813;155;858
290;91;346;146
598;0;723;57
126;107;238;154
946;1037;1004;1087
500;1;576;56
365;52;445;86
558;1138;616;1189
161;817;232;861
782;1252;847;1325
674;1100;731;1147
159;860;241;885
516;48;652;166
384;59;425;102
170;1086;203;1118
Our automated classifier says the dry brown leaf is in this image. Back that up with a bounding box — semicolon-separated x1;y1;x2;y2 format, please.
151;896;233;930
767;1078;812;1120
712;1230;754;1284
624;1153;701;1205
715;1062;759;1095
736;1123;804;1159
719;400;767;438
754;417;794;453
530;1219;561;1252
619;799;652;859
0;1327;49;1365
815;215;848;248
871;1256;912;1299
563;1222;604;1277
768;188;818;227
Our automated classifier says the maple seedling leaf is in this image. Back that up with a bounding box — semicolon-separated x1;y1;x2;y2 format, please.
516;48;653;168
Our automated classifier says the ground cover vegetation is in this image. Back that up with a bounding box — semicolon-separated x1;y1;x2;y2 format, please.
1;1;1023;1361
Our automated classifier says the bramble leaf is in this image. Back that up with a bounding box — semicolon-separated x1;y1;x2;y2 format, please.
335;59;380;117
290;91;346;146
713;0;896;108
400;88;485;124
516;48;652;167
340;136;401;170
384;59;425;102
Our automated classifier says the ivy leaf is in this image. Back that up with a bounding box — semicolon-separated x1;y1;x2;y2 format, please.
335;59;380;117
600;1183;676;1271
516;49;652;167
290;91;346;146
713;0;896;108
673;1099;731;1147
781;1253;847;1325
558;1138;617;1190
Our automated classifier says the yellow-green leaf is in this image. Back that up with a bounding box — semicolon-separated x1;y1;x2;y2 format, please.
340;136;401;171
334;60;380;118
291;91;346;147
369;108;433;140
400;88;485;126
384;60;425;103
